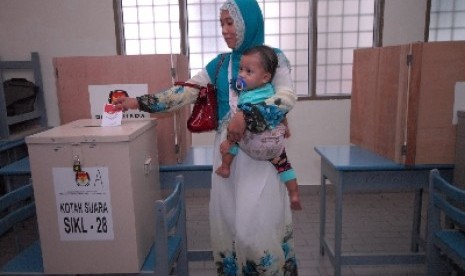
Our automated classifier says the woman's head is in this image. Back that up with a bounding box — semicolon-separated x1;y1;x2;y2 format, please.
220;0;264;52
237;45;278;91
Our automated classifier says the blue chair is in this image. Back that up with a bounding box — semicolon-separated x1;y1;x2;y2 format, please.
426;169;465;275
0;182;43;274
0;157;31;192
140;175;189;275
0;182;36;239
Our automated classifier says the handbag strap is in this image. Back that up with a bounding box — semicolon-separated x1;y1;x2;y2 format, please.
174;82;202;89
213;53;226;86
174;53;226;89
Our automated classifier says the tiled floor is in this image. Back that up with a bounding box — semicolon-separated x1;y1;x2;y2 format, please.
0;186;444;275
185;186;428;276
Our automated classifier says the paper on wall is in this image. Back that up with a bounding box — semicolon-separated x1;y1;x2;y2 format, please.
88;84;149;121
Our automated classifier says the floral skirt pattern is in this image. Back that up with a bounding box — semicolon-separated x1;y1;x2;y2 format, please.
209;129;298;276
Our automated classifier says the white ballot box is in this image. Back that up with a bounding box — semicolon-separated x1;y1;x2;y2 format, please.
26;119;159;274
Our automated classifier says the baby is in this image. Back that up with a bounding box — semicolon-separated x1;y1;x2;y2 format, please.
216;45;302;210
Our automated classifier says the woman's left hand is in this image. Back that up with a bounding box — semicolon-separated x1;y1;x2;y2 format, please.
227;111;246;143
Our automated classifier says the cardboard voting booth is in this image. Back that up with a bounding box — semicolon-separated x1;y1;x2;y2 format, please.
350;41;465;165
26;119;159;274
53;54;192;165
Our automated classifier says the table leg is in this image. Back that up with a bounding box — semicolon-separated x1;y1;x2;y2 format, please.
411;188;423;252
319;174;327;256
333;180;343;276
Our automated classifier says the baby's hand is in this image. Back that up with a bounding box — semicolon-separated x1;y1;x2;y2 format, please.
284;127;291;138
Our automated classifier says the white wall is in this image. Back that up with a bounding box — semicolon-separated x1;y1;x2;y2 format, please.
0;0;428;185
383;0;427;46
0;0;117;127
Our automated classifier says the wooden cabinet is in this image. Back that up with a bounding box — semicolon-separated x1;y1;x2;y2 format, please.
350;41;465;165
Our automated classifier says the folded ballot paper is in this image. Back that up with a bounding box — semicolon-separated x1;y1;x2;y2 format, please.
101;103;123;127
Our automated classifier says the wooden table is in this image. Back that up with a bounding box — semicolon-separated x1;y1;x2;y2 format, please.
314;145;454;276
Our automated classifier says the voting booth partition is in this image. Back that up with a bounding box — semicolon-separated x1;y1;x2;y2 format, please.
350;41;465;165
26;119;160;274
53;54;192;166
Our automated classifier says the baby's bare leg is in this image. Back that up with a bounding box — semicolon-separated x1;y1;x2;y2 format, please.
215;152;234;178
286;179;302;210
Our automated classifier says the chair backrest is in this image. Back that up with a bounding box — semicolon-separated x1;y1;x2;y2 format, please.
427;169;465;275
0;183;35;237
154;175;189;276
429;169;465;231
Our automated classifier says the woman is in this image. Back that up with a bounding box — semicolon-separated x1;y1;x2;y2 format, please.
115;0;298;274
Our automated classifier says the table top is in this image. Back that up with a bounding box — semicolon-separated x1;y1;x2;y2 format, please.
314;145;453;171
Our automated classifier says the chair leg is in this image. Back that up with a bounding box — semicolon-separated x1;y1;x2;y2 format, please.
427;246;450;276
426;240;439;276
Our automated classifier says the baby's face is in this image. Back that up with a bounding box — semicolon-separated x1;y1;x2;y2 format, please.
238;53;271;91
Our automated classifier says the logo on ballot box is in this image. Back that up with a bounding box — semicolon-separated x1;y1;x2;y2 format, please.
53;167;114;241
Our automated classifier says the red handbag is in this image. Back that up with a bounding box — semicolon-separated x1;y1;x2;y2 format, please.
175;82;218;133
178;54;225;133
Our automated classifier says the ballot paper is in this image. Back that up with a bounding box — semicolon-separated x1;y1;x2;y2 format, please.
101;104;122;127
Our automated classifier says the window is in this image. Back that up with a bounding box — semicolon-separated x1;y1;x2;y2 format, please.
116;0;379;99
428;0;465;41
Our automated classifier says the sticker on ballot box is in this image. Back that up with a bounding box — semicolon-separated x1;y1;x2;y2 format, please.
53;167;114;241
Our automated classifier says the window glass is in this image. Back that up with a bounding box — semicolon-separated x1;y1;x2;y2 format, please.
118;0;376;98
429;0;465;41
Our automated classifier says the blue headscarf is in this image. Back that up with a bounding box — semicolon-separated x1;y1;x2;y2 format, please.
206;0;265;121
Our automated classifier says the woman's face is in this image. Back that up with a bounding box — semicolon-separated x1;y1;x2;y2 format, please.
220;10;237;49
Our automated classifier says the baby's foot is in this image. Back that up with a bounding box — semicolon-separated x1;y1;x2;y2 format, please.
215;166;231;178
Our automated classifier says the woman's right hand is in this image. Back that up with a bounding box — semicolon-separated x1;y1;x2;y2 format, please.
113;97;140;112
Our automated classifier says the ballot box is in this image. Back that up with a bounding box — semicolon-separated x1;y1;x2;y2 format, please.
25;119;160;274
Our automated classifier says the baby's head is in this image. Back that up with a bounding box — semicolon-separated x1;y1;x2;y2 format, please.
236;45;278;91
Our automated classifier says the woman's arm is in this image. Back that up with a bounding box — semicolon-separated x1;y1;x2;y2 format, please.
115;70;211;113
